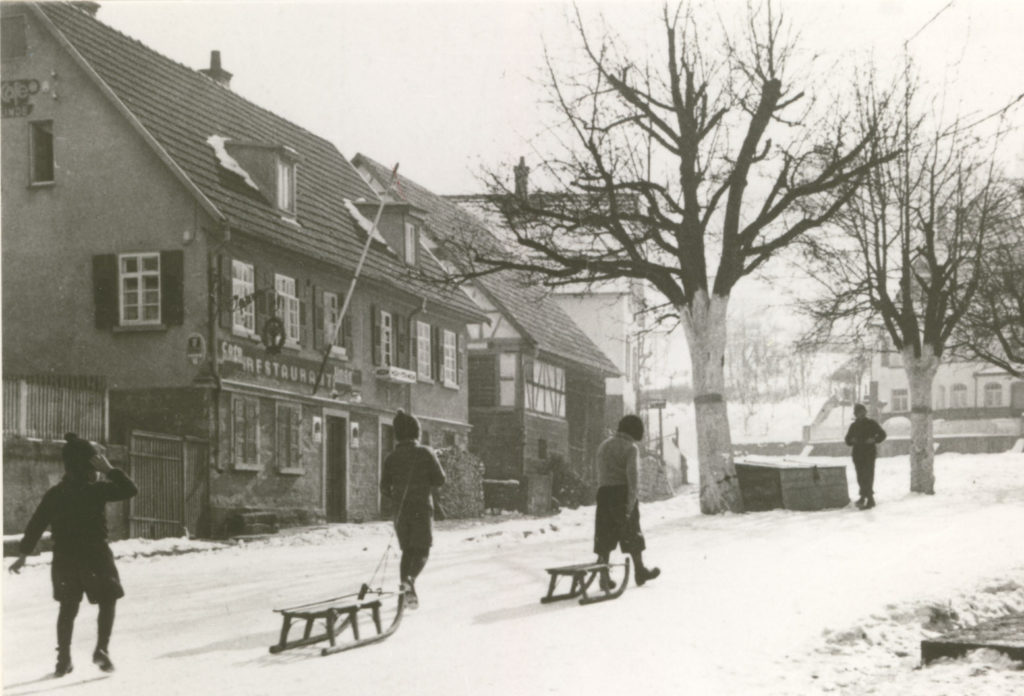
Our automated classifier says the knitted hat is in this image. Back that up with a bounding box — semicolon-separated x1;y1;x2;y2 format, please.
617;415;644;442
393;409;421;441
853;403;867;416
62;433;96;478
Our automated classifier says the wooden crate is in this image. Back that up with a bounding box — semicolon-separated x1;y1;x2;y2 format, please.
735;457;850;512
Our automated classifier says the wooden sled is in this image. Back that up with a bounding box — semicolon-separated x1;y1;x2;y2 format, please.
540;558;630;605
269;586;406;656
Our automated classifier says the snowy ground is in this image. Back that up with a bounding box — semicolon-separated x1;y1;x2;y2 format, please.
3;452;1023;696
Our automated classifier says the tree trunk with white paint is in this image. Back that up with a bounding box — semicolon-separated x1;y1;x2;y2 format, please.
680;291;744;514
903;345;939;495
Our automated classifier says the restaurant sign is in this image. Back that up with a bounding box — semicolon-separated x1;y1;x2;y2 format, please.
219;340;360;391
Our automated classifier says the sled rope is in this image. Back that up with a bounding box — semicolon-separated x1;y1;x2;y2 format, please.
366;458;415;592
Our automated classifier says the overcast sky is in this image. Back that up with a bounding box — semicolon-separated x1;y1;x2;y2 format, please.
94;1;1023;383
97;0;1024;194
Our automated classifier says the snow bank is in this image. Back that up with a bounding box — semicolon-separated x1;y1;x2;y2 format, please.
205;135;259;190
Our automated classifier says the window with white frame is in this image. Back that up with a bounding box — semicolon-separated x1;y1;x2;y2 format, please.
276;158;295;214
275;402;302;471
119;252;161;325
417;321;432;379
404;221;417;265
499;353;517;406
890;389;908;412
951;383;968;408
231;395;260;469
526;360;565;417
275;274;300;345
935;385;946;409
983;383;1003;408
380;310;393;367
442;329;457;386
232;260;255;334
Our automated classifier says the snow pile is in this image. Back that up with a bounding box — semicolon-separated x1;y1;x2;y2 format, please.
342;198;388;244
205;135;259;190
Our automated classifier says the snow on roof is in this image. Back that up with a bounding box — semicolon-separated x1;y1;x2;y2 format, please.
342;198;388;244
205;135;259;191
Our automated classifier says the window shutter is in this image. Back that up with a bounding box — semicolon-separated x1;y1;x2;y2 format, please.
431;325;442;380
411;319;419;366
299;282;309;347
160;250;185;326
312;286;323;349
395;312;408;368
219;255;233;330
92;254;118;329
254;266;271;333
371;305;380;366
456;332;465;386
342;315;353;354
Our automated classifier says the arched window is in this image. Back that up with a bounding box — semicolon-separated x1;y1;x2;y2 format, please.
935;385;946;409
951;383;968;408
984;383;1003;408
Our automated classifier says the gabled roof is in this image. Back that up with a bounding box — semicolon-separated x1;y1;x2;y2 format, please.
32;2;481;319
354;155;619;376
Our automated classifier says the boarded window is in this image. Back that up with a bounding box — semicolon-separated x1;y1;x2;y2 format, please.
231;396;260;469
30;121;54;183
276;402;302;470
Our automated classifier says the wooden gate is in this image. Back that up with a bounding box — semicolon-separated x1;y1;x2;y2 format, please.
129;431;208;539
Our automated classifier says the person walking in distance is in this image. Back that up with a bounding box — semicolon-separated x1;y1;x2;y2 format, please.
594;415;660;588
380;410;445;609
844;404;887;509
8;434;138;676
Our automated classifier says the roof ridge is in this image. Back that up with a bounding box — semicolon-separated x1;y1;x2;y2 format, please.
44;2;351;159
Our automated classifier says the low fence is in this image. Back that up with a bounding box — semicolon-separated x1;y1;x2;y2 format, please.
3;375;107;442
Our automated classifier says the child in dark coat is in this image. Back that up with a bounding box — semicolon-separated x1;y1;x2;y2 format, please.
379;410;445;609
844;404;887;509
8;434;138;676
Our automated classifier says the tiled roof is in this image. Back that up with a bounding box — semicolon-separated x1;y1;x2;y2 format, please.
354;155;619;376
34;2;481;319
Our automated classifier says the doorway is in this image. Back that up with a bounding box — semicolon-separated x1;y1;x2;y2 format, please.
325;415;347;522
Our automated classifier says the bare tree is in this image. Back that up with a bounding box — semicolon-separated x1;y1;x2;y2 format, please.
799;70;1019;494
954;183;1024;377
444;3;893;513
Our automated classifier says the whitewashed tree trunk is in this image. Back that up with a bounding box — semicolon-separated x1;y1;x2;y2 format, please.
680;291;743;514
902;345;940;494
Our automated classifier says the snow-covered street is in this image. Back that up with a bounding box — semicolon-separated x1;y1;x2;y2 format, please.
4;452;1023;696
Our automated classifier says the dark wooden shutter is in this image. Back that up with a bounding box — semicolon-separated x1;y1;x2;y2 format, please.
219;255;233;330
456;332;465;385
342;315;353;355
299;281;310;347
254;266;271;333
395;312;408;368
160;250;185;326
92;254;118;329
431;325;442;380
371;305;380;366
312;286;323;349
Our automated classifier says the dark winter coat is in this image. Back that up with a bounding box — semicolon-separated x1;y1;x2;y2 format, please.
844;417;888;461
380;441;445;550
19;469;138;604
19;469;138;556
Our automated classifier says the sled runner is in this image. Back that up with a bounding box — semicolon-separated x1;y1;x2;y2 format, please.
269;583;406;656
540;558;630;605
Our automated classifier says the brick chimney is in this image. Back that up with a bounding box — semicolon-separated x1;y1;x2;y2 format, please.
513;156;529;201
200;51;233;88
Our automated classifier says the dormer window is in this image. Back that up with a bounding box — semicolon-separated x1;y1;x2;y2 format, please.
276;157;295;215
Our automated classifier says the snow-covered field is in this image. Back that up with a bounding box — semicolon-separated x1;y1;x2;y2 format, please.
3;452;1023;695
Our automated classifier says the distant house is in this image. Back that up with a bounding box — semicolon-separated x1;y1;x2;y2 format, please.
805;348;1024;455
1;2;484;537
353;155;619;512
